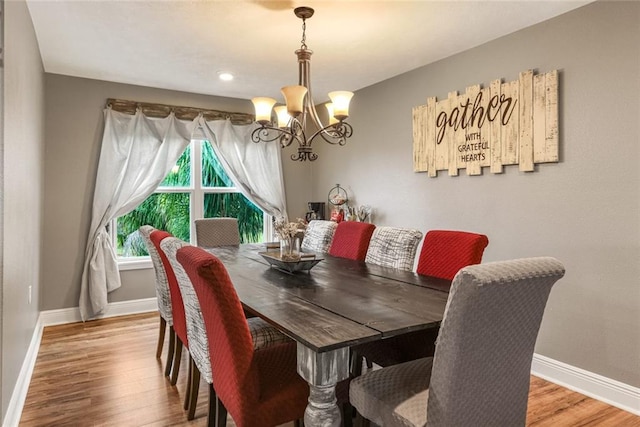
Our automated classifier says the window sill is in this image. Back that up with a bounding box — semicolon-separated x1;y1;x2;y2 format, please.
118;257;153;271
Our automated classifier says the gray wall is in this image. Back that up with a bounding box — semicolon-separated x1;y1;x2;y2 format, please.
2;0;45;419
311;1;639;387
42;74;310;310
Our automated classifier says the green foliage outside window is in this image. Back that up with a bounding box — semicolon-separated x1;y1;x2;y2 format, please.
116;141;264;257
204;193;263;243
117;193;190;256
161;146;191;187
201;141;264;243
202;141;233;187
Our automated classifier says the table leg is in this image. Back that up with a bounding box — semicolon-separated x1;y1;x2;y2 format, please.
297;343;349;427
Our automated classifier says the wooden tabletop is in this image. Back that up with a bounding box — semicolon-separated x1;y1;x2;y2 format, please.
209;244;450;353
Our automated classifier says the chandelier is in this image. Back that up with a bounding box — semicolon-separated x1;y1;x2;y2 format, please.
251;6;354;162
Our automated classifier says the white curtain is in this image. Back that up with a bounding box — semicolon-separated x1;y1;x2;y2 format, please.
80;110;289;321
79;109;191;320
198;117;288;220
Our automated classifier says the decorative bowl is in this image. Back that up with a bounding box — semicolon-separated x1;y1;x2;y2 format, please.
259;251;323;274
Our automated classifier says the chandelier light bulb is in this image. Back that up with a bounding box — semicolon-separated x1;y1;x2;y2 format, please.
325;103;338;125
328;91;353;120
252;97;276;125
281;85;308;116
275;105;292;128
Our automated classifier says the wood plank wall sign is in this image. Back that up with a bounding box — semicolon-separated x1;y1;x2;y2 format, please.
412;69;559;177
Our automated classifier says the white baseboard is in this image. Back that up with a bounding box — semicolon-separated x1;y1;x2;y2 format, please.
2;316;44;427
39;297;158;326
532;353;640;416
2;298;158;427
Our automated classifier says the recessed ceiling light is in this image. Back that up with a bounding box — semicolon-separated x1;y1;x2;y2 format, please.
218;72;234;82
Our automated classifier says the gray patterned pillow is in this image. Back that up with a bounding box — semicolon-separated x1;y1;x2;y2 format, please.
365;226;423;271
161;237;213;383
248;317;291;349
301;220;338;253
139;225;173;324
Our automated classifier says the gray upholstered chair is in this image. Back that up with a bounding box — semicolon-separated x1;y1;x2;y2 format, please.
139;225;175;377
194;217;241;247
161;237;292;424
364;226;423;271
300;219;337;253
349;257;565;427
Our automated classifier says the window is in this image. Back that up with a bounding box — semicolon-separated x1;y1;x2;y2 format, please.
114;139;268;263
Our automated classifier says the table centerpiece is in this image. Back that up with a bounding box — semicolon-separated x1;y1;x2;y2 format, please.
274;217;307;261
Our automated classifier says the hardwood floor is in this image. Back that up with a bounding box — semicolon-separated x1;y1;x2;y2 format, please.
20;312;639;426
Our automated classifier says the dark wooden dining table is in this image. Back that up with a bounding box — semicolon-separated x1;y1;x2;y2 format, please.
207;244;450;427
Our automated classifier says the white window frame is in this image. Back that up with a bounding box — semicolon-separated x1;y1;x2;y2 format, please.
114;139;272;270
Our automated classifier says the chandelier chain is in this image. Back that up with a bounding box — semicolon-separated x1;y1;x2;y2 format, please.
300;18;307;50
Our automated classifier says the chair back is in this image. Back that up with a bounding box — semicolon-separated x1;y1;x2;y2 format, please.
176;245;259;419
160;237;212;383
416;230;489;280
139;225;173;324
365;226;423;270
150;229;188;347
329;221;376;261
195;217;241;247
426;257;565;426
300;220;338;253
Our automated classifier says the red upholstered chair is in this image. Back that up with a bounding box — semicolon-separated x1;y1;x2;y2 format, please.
176;245;309;427
416;230;489;279
150;230;188;386
329;222;376;261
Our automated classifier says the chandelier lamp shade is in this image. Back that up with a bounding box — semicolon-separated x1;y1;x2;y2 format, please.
251;6;354;161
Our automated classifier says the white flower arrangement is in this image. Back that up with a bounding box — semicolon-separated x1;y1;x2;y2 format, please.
356;205;372;222
274;217;307;241
274;217;307;261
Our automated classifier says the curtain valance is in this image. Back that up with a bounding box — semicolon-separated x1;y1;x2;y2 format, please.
106;98;254;124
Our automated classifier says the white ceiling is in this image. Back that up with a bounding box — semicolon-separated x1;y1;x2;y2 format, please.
26;0;591;104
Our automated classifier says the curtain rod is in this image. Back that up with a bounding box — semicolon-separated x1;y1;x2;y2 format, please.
105;98;255;125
